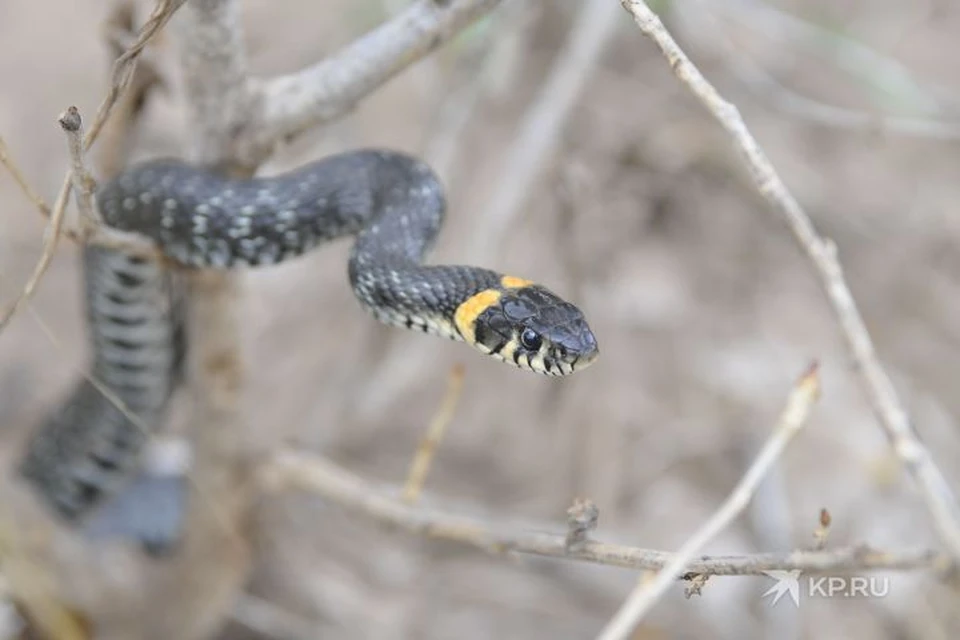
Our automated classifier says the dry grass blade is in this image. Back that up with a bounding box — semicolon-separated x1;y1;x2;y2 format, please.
0;136;52;218
0;178;71;332
618;0;960;567
597;363;821;640
402;364;466;504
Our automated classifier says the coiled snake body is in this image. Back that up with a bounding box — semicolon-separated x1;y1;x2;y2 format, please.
20;150;599;527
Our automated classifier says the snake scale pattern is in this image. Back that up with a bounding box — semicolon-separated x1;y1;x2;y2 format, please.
19;149;599;535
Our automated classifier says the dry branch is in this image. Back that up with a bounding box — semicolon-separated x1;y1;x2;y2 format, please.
261;446;945;577
619;0;960;568
58;106;99;233
598;362;821;640
239;0;503;167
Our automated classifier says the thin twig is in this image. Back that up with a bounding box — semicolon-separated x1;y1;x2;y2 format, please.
0;136;157;255
0;176;71;332
0;0;184;333
58;107;100;233
470;0;621;262
402;364;466;504
597;363;821;640
0;137;52;217
83;0;188;148
619;0;960;568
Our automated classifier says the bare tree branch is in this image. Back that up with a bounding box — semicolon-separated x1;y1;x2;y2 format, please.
141;2;255;639
261;446;946;580
598;363;821;640
619;0;960;568
239;0;503;166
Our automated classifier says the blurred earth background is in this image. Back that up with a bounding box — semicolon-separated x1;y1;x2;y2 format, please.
1;0;960;637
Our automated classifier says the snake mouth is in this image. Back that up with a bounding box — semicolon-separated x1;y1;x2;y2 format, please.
503;343;599;376
570;348;600;373
553;348;599;376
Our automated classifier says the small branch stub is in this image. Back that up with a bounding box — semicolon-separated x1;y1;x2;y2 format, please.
565;497;599;550
813;508;832;550
58;106;82;132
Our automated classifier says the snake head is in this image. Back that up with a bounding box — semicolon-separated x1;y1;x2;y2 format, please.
461;283;599;376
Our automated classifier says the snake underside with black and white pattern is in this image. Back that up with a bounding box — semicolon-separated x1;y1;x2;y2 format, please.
19;149;599;535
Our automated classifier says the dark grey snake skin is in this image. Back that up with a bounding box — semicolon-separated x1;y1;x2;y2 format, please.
20;247;185;521
19;150;598;538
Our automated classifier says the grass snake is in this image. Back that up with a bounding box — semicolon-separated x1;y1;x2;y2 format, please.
19;149;599;538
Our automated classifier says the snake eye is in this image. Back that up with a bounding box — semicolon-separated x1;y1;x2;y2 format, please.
519;327;542;351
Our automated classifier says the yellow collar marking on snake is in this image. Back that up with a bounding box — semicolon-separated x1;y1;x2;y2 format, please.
455;276;533;343
500;275;533;289
454;288;502;344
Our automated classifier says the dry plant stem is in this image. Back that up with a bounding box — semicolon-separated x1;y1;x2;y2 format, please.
470;0;621;262
243;0;502;166
403;364;466;504
0;0;184;333
0;137;158;256
83;0;188;147
265;448;944;576
0;137;52;217
0;174;71;332
58;107;100;233
597;364;821;640
619;0;960;566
